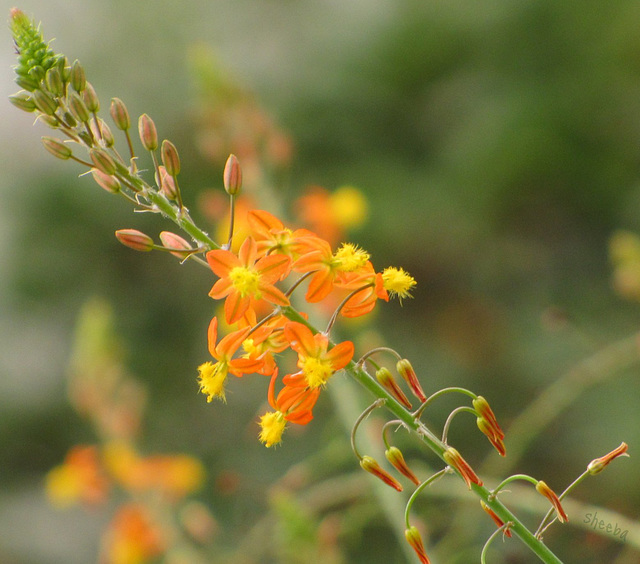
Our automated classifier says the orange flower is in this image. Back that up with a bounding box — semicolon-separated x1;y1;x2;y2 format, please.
338;261;388;318
283;321;354;389
206;237;291;324
247;209;316;258
198;317;265;402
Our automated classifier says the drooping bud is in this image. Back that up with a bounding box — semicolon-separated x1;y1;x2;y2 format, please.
385;446;420;485
396;359;426;403
41;137;72;160
83;82;100;112
32;89;58;116
480;500;512;537
535;481;568;523
138;114;158;151
161;140;180;176
404;526;430;564
587;442;629;475
70;60;86;92
68;92;90;123
360;455;403;492
476;417;506;457
472;396;504;440
376;367;412;409
223;154;242;195
110;98;130;131
443;447;482;489
159;231;193;259
115;229;154;252
91;169;121;194
9;92;36;113
90;148;117;176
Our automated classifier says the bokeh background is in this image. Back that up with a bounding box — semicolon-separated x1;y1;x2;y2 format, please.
1;1;639;562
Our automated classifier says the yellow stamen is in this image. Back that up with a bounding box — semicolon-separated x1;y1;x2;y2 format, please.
302;356;334;388
197;361;228;402
333;243;370;271
259;411;286;447
382;267;416;302
229;266;261;298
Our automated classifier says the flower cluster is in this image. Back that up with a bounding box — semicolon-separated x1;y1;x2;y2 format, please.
198;206;416;446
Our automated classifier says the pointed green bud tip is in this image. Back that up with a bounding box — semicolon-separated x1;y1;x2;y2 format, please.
70;60;86;92
83;82;100;112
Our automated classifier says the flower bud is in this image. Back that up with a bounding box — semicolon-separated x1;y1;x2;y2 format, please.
91;168;121;194
28;65;45;83
94;119;115;147
480;500;512;537
15;75;39;92
536;480;568;523
110;97;130;131
68;92;90;123
41;136;72;160
90;148;117;176
223;154;242;195
404;526;430;564
39;115;60;128
587;442;629;475
138;114;158;151
45;67;64;97
360;455;403;492
161;140;180;176
443;447;482;489
159;231;193;259
70;60;86;92
83;82;100;112
115;229;154;252
385;446;420;485
376;367;412;409
9;92;36;113
396;359;426;403
155;166;177;200
32;89;58;115
477;417;506;457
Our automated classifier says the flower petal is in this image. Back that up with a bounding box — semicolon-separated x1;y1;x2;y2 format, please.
206;249;240;277
207;317;219;357
256;253;291;283
224;292;252;325
326;340;354;371
284;322;317;358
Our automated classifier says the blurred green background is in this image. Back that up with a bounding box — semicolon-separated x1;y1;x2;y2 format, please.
1;1;639;562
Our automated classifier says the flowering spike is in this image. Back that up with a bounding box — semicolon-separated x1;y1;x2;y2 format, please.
385;446;420;485
443;447;483;489
396;358;426;403
404;526;430;564
587;442;629;475
536;480;568;523
115;229;154;252
360;455;403;492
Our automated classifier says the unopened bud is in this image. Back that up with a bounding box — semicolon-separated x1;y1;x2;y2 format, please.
110;98;130;131
587;442;629;475
28;65;45;83
396;359;426;403
41;137;72;160
385;446;420;485
91;168;121;193
68;92;90;123
70;60;86;92
32;89;58;116
161;140;180;176
159;231;193;259
480;500;512;537
15;75;39;92
404;526;430;564
93;119;115;147
157;166;178;200
443;447;482;489
115;229;154;252
83;82;100;112
9;92;36;113
39;115;60;128
360;455;403;492
376;367;412;409
45;67;64;98
536;481;568;523
90;148;117;176
138;114;158;151
223;154;242;195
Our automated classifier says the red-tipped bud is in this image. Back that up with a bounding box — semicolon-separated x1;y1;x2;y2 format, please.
385;446;420;485
115;229;154;252
68;92;90;123
70;60;86;92
376;367;412;409
41;137;72;160
138;114;158;151
443;447;483;489
159;231;193;259
223;154;242;195
480;500;512;537
32;89;58;116
396;359;426;403
9;92;36;113
536;481;568;523
83;82;100;112
473;396;504;440
404;526;430;564
161;140;180;176
587;442;629;475
110;97;130;131
360;456;403;492
157;166;178;200
89;148;117;175
476;418;506;457
91;169;121;194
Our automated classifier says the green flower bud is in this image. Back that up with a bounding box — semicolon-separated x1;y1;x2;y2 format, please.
83;82;100;112
41;136;72;160
69;60;86;92
45;67;64;98
110;97;130;131
223;154;242;195
161;140;180;176
68;92;90;123
8;92;36;113
91;169;121;194
115;229;154;252
90;148;117;175
138;114;158;151
32;89;58;115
